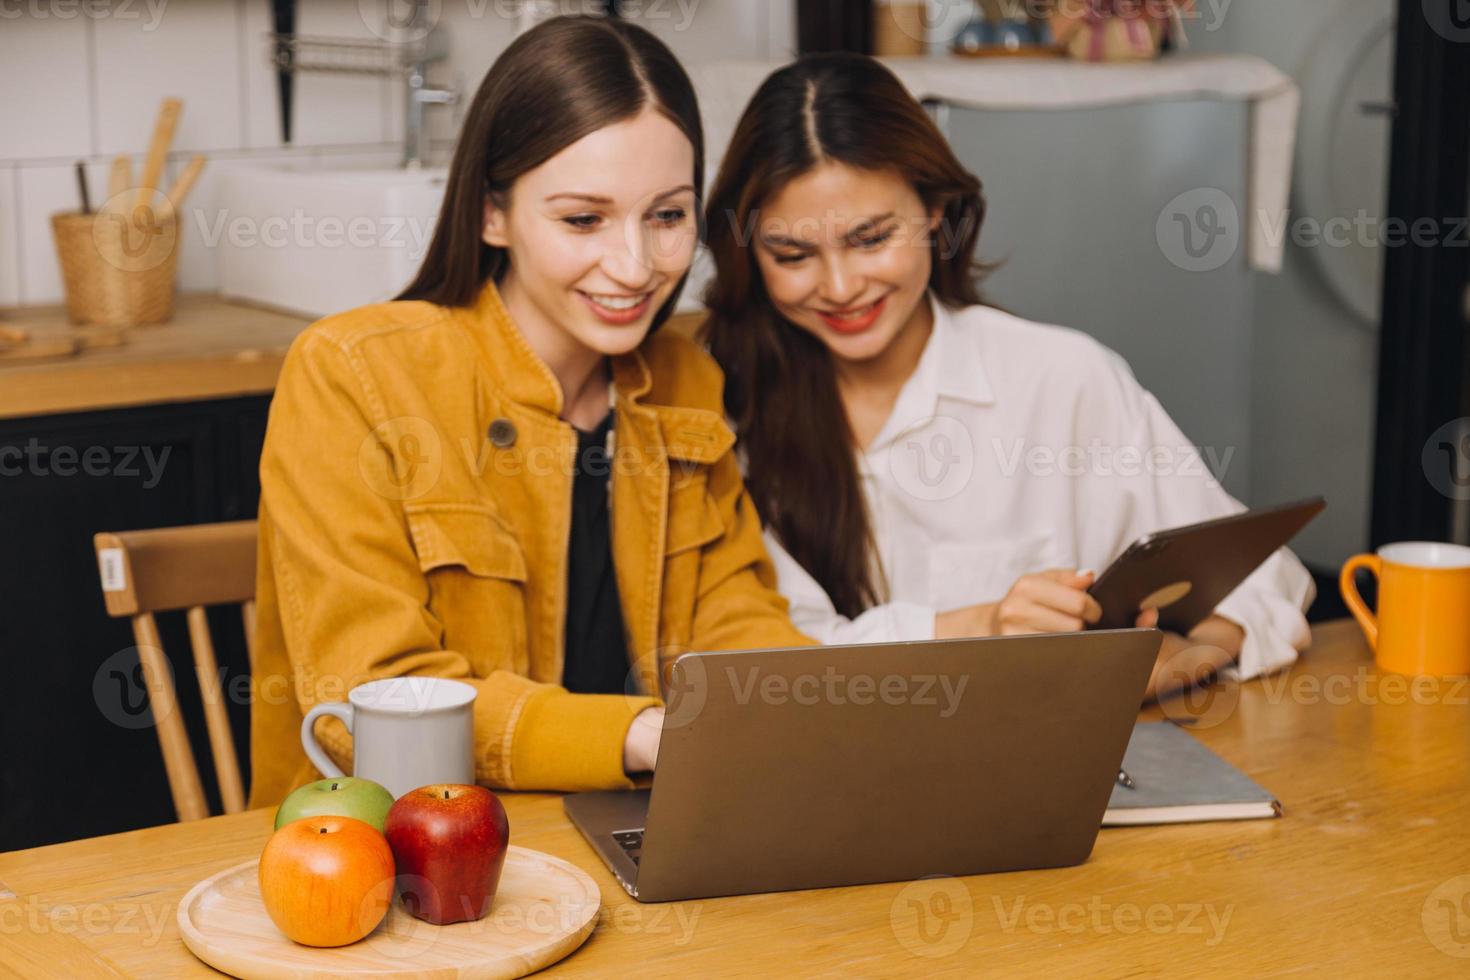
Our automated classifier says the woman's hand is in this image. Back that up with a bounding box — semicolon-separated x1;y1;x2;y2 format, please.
935;572;1168;639
622;706;665;774
1141;614;1245;701
936;569;1112;638
988;569;1103;635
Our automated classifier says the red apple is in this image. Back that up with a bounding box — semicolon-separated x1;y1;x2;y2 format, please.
384;784;509;925
258;815;395;947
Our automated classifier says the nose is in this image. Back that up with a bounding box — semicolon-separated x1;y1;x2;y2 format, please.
816;252;866;309
601;218;657;291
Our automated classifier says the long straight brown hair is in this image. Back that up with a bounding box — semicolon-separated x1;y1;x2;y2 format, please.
701;54;987;619
397;15;703;332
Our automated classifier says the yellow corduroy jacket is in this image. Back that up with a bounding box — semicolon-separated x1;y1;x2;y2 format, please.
247;280;814;807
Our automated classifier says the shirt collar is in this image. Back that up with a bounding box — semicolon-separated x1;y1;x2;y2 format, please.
866;292;994;454
931;292;996;407
464;276;654;416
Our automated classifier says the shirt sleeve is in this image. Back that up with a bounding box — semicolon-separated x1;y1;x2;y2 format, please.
1090;351;1316;680
763;528;938;645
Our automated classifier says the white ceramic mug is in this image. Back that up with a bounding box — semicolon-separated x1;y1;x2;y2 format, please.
300;677;476;799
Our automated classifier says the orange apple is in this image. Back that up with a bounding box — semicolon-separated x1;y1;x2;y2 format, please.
258;814;395;947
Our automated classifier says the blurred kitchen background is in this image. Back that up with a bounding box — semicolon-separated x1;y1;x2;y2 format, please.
1;0;1465;849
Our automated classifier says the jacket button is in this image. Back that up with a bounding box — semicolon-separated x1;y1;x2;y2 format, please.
488;418;517;448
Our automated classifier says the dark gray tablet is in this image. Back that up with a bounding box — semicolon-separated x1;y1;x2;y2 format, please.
1087;497;1325;633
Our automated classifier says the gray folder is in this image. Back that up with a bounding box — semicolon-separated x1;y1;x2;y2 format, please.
1104;722;1281;826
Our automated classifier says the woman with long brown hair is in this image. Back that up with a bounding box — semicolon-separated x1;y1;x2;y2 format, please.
702;53;1313;697
248;16;810;807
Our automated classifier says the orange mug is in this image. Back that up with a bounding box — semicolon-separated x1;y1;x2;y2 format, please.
1340;542;1470;676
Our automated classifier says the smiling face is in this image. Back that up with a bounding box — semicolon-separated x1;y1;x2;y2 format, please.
482;108;698;365
754;162;938;364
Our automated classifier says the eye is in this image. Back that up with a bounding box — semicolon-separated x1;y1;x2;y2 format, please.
772;251;809;266
651;207;688;226
562;214;601;230
854;229;894;250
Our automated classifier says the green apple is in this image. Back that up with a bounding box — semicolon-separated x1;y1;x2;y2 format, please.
274;776;395;832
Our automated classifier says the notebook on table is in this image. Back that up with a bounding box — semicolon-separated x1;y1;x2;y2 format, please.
1103;722;1281;826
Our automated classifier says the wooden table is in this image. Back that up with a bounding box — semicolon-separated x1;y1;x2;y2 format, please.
4;620;1468;977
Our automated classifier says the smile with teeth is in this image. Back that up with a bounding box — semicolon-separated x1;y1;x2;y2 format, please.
581;291;651;311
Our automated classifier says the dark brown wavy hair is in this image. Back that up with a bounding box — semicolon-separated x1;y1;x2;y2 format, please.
397;15;703;333
701;53;987;619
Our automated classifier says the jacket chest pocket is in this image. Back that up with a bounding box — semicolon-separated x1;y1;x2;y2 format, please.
405;503;529;676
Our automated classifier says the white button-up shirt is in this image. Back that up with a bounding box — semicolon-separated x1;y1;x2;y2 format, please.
764;295;1315;680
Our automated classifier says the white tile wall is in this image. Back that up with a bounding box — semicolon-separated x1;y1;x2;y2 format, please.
16;166;88;306
1;0;793;308
169;150;306;294
94;1;244;154
0;17;93;161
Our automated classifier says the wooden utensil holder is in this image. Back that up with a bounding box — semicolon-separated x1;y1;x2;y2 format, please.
51;202;180;328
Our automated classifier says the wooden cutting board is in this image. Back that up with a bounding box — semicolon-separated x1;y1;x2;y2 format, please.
178;846;601;979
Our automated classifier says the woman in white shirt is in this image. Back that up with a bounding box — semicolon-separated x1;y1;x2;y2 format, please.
700;53;1314;697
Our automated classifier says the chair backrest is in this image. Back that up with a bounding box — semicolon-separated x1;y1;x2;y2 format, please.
93;521;257;822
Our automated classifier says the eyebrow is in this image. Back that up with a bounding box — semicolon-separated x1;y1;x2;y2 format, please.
759;212;898;249
544;185;697;206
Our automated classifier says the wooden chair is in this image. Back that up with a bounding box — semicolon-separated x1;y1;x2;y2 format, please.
93;521;257;822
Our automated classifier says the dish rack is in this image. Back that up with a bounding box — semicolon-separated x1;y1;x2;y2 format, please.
267;32;429;77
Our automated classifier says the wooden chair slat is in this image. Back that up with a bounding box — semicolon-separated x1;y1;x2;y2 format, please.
186;606;246;814
130;613;210;823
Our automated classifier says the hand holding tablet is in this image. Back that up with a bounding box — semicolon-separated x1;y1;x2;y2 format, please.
1087;498;1326;633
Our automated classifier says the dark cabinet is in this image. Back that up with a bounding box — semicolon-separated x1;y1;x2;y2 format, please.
0;395;271;851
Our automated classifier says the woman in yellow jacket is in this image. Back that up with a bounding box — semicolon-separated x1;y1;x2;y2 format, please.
248;16;811;807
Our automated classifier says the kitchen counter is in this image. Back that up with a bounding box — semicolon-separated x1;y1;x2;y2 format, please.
0;296;709;421
0;295;311;421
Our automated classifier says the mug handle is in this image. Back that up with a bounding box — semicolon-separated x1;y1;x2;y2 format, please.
301;702;354;779
1339;554;1382;651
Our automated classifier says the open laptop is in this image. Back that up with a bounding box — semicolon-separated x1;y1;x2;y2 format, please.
564;629;1161;902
